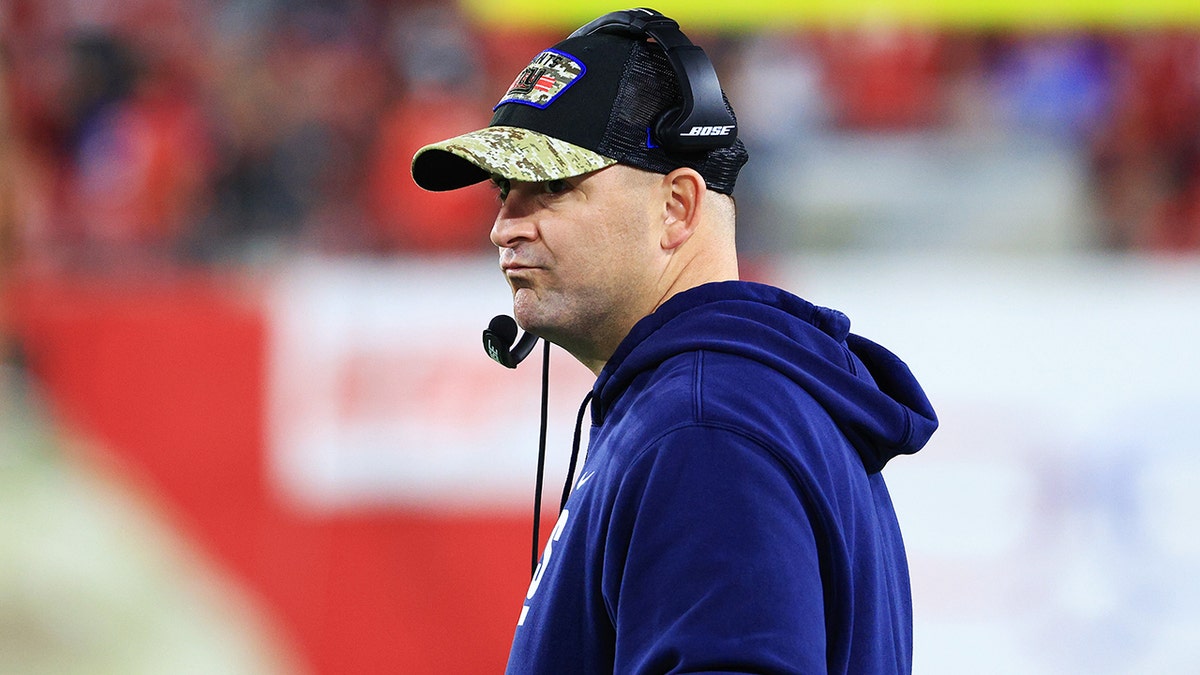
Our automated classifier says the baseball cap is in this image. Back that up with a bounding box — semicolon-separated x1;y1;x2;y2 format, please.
410;14;749;195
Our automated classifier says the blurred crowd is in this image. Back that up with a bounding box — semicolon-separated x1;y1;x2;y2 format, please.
1;0;1199;274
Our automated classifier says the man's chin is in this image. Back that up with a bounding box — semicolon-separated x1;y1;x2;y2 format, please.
511;290;544;330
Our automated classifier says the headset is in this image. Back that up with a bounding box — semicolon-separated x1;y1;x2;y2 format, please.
570;7;738;154
484;9;734;368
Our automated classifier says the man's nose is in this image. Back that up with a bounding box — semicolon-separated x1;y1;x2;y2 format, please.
490;200;538;248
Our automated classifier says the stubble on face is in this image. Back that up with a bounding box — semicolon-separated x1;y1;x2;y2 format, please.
502;166;665;370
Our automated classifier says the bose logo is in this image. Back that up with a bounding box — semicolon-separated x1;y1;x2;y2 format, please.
681;125;735;137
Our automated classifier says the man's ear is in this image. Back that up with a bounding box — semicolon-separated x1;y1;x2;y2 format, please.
660;168;706;251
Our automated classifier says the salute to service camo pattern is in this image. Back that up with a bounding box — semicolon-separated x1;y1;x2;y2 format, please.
421;125;617;184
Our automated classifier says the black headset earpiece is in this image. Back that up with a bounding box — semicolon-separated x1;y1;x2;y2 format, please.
483;314;539;368
569;7;737;154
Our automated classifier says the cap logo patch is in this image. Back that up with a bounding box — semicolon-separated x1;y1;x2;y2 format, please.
495;49;585;111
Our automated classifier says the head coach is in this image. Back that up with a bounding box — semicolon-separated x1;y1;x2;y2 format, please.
411;8;939;673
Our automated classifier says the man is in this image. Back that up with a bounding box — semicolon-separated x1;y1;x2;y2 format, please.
411;9;938;674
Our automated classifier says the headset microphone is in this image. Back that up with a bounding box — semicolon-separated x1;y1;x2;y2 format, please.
483;315;539;368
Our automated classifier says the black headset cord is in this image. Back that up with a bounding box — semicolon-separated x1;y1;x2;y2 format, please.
529;343;595;580
531;339;552;579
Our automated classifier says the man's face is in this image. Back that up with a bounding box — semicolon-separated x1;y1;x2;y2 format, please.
489;165;665;366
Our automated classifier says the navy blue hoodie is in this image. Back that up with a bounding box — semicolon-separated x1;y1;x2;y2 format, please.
506;281;938;674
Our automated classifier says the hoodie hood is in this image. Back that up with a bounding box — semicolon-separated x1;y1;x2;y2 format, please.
592;281;937;473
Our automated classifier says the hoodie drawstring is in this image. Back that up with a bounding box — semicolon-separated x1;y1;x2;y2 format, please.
560;390;593;512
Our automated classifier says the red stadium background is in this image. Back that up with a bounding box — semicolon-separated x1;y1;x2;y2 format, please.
7;269;543;674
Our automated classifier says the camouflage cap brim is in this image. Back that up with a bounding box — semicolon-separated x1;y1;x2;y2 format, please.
411;126;617;192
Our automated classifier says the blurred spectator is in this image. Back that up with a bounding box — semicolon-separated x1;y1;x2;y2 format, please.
987;34;1113;142
365;5;495;254
1;38;16;268
817;26;945;130
65;32;214;262
725;31;831;255
4;1;217;269
193;0;389;259
2;35;17;368
367;91;495;253
1089;32;1200;251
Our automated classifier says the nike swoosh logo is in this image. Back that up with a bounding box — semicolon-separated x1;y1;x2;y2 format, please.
576;470;597;488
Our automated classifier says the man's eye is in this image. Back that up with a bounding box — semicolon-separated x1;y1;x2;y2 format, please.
492;177;511;202
542;179;568;195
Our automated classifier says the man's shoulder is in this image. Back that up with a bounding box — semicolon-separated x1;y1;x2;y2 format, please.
618;348;824;435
